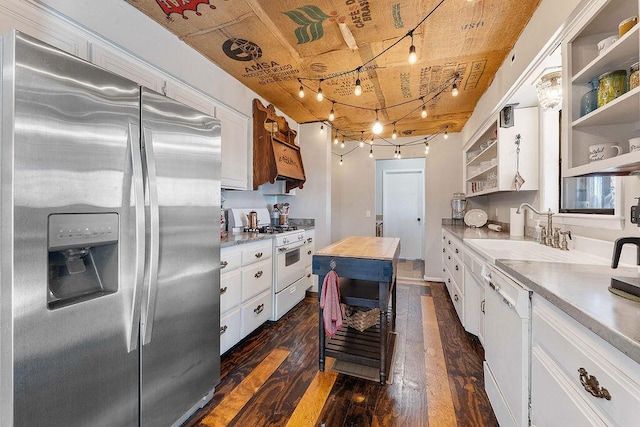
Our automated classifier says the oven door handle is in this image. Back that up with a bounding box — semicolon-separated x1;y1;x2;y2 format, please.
278;240;305;252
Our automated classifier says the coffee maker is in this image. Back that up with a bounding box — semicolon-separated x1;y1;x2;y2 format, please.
451;192;467;220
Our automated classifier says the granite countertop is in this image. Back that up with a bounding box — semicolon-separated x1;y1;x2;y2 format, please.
442;221;640;365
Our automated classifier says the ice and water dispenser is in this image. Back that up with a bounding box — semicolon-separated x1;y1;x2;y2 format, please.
47;213;119;309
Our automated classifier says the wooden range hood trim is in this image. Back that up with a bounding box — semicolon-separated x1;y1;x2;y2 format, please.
253;99;306;192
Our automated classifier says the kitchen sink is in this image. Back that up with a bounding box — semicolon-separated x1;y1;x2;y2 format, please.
464;239;613;265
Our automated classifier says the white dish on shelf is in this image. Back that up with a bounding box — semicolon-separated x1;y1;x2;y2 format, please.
464;209;488;228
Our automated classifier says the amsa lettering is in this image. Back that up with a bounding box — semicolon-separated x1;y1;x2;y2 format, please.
345;0;372;28
243;61;288;74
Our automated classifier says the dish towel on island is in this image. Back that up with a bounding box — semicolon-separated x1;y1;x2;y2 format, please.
320;270;342;336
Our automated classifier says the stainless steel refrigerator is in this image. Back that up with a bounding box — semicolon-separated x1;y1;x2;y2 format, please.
0;31;221;426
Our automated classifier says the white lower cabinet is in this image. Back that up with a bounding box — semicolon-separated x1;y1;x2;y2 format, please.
220;240;273;355
241;291;272;337
531;297;640;427
220;308;241;355
441;230;465;326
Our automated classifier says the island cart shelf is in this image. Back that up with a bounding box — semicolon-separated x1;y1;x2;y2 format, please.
312;236;400;384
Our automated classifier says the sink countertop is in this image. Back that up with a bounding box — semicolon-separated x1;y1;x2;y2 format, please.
497;260;640;364
442;222;640;365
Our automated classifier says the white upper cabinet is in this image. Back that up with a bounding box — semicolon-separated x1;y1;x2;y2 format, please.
215;103;250;190
90;43;164;92
562;0;640;176
464;107;539;196
163;81;215;116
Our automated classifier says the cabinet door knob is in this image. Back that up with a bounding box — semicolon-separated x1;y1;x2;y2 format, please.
455;248;459;254
220;261;228;269
220;325;228;335
442;248;445;253
578;368;611;400
254;303;264;314
220;286;227;294
255;270;263;278
308;250;312;255
455;265;459;271
255;252;263;258
454;294;459;302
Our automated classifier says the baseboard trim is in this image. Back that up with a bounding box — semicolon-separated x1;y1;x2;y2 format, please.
424;275;444;282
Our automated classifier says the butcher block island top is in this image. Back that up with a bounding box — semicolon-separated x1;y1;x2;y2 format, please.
315;236;401;261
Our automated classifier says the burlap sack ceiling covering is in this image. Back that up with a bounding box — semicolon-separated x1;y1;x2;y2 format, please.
126;0;541;139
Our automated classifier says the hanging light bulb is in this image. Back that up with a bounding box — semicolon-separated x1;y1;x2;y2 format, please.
408;32;417;64
398;146;402;159
354;69;362;96
340;137;345;149
372;109;383;134
424;142;430;155
317;80;323;101
298;83;305;98
421;103;427;119
333;131;339;145
359;140;365;148
339;155;343;166
451;82;459;97
444;130;449;139
392;124;397;140
328;103;335;121
359;131;364;148
393;147;398;158
319;125;324;134
369;147;374;158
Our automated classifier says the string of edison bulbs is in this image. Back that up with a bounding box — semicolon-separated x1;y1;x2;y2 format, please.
331;125;449;165
295;0;467;137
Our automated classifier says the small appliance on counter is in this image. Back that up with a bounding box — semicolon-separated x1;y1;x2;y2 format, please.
610;237;640;300
451;192;467;220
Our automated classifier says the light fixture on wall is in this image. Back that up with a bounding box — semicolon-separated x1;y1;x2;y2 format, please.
535;68;562;110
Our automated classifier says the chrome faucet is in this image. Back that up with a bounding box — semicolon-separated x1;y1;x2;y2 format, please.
516;203;554;246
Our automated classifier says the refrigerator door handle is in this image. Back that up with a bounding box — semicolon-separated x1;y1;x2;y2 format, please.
141;126;160;345
128;123;145;353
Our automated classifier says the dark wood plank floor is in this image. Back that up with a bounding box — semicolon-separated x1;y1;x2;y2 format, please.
185;279;497;427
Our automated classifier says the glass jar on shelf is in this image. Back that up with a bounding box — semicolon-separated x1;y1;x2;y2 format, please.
580;77;599;117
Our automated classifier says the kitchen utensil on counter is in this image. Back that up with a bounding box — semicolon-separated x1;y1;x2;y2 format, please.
248;210;258;230
598;70;627;107
580;77;599;117
464;209;488;228
610;237;640;300
451;192;467;220
588;142;621;162
487;224;502;232
619;15;638;37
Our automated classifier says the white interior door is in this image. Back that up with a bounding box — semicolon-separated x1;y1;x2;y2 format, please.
382;169;424;259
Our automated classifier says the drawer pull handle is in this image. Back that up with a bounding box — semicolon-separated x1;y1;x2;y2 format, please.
447;278;450;284
220;286;228;294
448;240;451;245
442;248;445;253
255;270;263;278
578;368;611;400
255;252;263;258
254;304;264;314
454;294;459;302
480;300;485;313
308;250;312;255
448;255;451;260
489;281;499;292
220;261;228;269
455;265;459;271
307;273;311;278
220;325;227;335
455;248;459;254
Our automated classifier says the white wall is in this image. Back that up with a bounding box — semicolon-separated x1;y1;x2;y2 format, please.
290;123;333;251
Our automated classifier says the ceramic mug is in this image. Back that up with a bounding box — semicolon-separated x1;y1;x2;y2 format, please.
588;143;621;162
629;137;640;153
597;35;619;54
